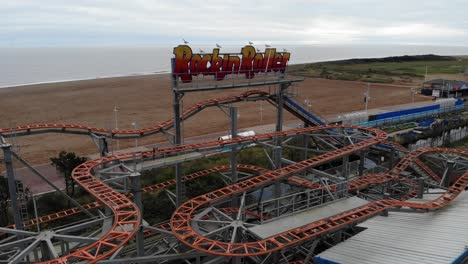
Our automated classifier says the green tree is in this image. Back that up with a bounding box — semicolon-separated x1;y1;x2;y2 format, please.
50;151;87;207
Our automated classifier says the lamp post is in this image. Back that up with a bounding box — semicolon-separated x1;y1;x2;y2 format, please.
132;121;138;148
259;101;263;125
364;83;370;113
114;105;119;150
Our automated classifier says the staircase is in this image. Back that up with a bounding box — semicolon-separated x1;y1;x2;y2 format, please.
15;181;29;223
268;95;327;126
394;149;439;185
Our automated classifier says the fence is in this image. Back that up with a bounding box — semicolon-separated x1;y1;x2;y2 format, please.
257;186;347;222
359;104;465;127
408;126;468;150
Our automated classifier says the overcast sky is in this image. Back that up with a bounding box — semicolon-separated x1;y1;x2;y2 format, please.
2;0;468;47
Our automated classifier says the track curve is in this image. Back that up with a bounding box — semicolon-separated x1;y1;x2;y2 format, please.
0;90;269;138
170;125;388;256
170;146;467;256
31;124;382;262
4;164;269;231
1;89;465;262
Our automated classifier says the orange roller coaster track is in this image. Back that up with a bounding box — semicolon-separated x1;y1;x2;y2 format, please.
48;124;386;263
0;90;269;138
4;164;269;231
1;89;466;263
2;120;388;263
170;147;467;257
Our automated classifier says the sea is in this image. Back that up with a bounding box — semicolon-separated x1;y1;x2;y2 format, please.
2;44;468;88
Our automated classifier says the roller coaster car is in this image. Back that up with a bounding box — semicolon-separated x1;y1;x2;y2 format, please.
218;130;256;141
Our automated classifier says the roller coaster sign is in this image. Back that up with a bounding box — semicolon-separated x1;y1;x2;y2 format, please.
172;45;291;83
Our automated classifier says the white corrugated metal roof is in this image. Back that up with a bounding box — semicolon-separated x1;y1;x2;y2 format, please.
316;191;468;264
249;197;369;239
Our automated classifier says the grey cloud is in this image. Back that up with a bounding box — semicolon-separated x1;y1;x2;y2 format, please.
1;0;467;46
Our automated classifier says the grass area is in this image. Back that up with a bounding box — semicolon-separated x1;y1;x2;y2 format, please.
383;122;417;134
289;55;468;84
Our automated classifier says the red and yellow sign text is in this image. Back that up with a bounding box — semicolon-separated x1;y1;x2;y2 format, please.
172;45;290;83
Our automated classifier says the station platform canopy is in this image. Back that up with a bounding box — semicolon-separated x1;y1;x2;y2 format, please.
315;190;468;264
248;196;369;239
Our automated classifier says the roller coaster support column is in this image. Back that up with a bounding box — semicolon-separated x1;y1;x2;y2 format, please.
358;151;365;176
302;123;310;162
341;130;350;180
442;160;455;188
173;91;185;206
91;133;109;157
389;148;395;170
230;106;239;207
130;172;144;256
1;143;24;232
273;83;288;215
417;178;425;198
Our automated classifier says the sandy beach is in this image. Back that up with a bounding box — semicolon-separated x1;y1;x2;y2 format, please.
0;74;431;165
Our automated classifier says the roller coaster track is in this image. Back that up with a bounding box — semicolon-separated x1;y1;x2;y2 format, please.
1;141;419;234
0;90;270;138
1;121;386;263
4;142;417;233
170;147;467;257
1;89;465;262
53;124;387;263
4;164;268;231
382;141;441;183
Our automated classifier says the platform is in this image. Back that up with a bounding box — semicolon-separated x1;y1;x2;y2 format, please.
315;191;468;264
248;196;369;239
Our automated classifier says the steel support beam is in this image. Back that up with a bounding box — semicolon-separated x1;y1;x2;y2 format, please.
303;123;310;162
142;225;174;236
0;237;35;251
130;172;144;256
389;148;395;170
173;91;185;206
358;151;365;176
304;239;319;264
341;129;350;180
230;106;239;208
53;234;99;243
91;133;109;157
417;178;425;198
1;143;23;232
273;84;287;216
9;238;41;264
98;252;209;263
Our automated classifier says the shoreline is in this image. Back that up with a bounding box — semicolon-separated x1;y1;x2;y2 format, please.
2;52;467;89
0;71;171;90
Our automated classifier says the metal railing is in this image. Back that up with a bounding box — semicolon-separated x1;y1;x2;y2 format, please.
256;186;348;223
359;104;465;127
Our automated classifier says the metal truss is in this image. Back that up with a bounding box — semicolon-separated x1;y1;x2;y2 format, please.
170;147;467;257
1;87;468;263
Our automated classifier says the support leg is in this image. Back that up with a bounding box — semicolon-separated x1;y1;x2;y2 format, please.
130;172;144;257
230;106;238;208
173;92;185;206
1;143;24;232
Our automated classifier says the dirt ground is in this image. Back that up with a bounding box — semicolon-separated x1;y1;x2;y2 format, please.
426;74;468;82
0;75;431;165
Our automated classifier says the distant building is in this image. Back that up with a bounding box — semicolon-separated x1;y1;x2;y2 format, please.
422;79;468;98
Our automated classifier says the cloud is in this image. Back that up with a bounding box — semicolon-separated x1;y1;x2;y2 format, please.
1;0;467;46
